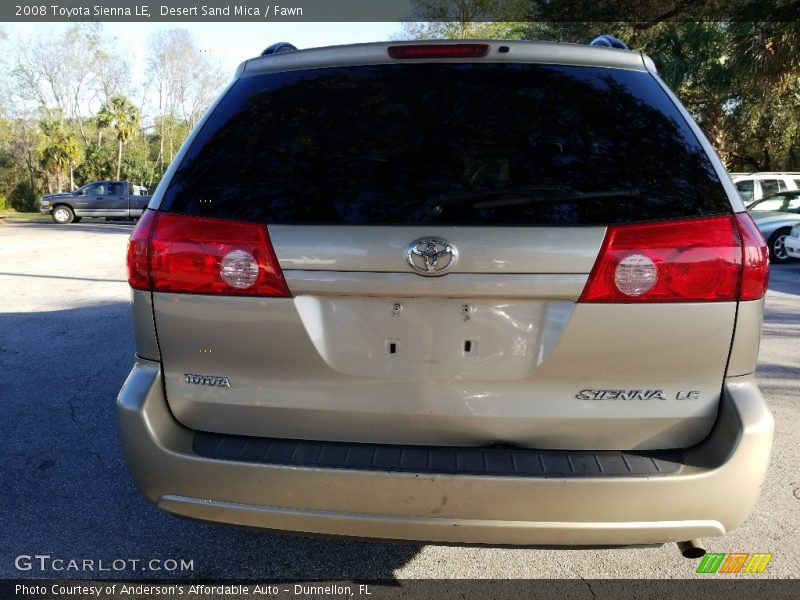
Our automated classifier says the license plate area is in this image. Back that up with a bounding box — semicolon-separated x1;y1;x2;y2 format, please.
294;296;572;380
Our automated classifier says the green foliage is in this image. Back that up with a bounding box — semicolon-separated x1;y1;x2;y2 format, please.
0;17;797;205
0;24;224;200
630;21;800;170
75;143;114;183
38;116;83;190
10;180;38;212
401;14;800;172
401;20;528;40
121;130;154;187
0;116;42;206
97;95;140;144
97;94;141;180
401;0;530;40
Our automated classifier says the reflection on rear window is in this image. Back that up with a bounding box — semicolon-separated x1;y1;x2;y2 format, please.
161;63;730;225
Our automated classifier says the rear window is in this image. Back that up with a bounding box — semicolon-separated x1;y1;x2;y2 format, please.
160;63;731;226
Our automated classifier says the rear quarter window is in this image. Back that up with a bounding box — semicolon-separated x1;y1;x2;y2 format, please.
160;63;731;226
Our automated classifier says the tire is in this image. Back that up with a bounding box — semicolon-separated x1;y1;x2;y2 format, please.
768;228;791;264
52;205;75;224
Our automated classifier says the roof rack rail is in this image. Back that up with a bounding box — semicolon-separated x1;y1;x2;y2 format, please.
261;42;297;56
589;35;629;50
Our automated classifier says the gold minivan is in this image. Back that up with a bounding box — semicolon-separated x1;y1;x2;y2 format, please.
117;39;773;554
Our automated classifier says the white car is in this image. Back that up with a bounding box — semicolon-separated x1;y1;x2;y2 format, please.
730;172;800;206
785;222;800;259
748;191;800;263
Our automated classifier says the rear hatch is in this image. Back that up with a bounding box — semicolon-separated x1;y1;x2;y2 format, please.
139;44;758;450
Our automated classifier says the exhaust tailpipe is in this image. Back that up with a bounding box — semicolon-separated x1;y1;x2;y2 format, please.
677;539;706;559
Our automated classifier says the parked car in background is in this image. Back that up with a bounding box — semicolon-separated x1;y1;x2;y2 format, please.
784;222;800;260
118;38;772;555
40;180;152;224
730;172;800;206
748;190;800;263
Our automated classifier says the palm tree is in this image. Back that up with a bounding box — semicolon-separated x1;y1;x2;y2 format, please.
62;135;82;189
97;95;140;180
725;21;800;169
40;117;83;191
728;21;800;94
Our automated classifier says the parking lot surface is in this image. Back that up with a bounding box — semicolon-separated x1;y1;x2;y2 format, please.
1;220;798;579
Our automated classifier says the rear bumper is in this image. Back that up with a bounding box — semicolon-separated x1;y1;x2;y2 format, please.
117;359;773;545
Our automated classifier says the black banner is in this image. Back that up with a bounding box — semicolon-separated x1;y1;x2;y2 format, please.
4;0;800;23
4;579;800;600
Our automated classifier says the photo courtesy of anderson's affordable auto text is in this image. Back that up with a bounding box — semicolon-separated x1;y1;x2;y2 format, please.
1;1;799;599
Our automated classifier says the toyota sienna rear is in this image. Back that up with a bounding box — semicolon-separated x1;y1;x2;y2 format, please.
117;40;773;550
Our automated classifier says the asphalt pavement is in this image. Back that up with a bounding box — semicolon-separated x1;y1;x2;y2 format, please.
1;219;798;580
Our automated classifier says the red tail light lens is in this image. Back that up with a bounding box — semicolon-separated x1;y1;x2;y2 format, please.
126;211;290;297
388;44;490;59
579;215;757;303
127;209;156;290
735;212;770;300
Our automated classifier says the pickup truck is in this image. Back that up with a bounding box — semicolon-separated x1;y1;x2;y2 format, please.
40;180;152;224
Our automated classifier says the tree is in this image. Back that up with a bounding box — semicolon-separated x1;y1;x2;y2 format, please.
94;44;132;108
146;29;225;173
728;20;800;94
75;142;114;183
725;20;800;169
627;23;734;162
96;95;140;180
7;119;41;196
399;7;800;171
39;116;82;191
401;0;530;39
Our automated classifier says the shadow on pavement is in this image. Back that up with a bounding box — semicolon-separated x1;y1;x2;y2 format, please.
0;303;421;580
4;221;136;235
767;262;800;296
0;272;127;283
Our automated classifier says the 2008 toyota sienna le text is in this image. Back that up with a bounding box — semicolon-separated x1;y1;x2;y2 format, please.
117;39;773;552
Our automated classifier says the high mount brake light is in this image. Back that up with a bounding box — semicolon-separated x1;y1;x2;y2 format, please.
126;211;290;297
579;215;769;303
387;44;490;59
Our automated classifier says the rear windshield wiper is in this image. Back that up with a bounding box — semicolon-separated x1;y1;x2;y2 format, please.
424;185;575;217
427;185;572;205
472;188;640;210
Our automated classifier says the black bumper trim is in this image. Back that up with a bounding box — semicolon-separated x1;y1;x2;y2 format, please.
192;432;683;477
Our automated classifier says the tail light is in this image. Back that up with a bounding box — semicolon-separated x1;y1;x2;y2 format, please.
127;211;290;297
127;209;156;290
388;44;490;59
734;212;770;300
579;214;769;303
